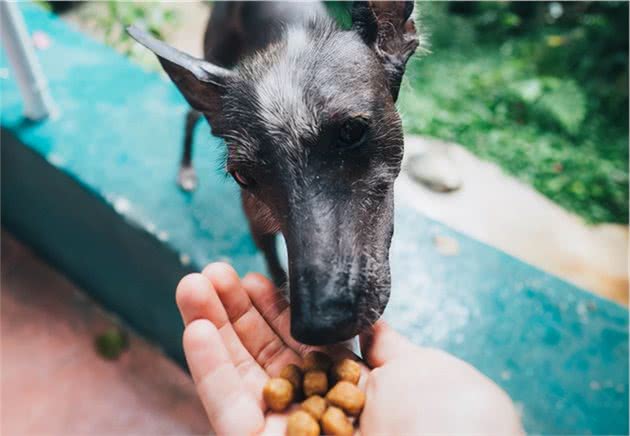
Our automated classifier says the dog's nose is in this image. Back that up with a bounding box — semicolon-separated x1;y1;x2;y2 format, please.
290;284;359;345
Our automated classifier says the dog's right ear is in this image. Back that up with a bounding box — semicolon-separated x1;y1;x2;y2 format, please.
351;1;419;102
127;26;232;125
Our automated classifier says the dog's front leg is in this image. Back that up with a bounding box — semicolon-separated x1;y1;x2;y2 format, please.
177;108;202;192
254;233;287;290
241;191;287;289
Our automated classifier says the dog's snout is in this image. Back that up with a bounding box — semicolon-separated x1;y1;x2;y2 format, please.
291;302;356;345
289;276;359;345
283;189;395;346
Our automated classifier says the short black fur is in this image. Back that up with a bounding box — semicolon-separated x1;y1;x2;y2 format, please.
128;1;419;345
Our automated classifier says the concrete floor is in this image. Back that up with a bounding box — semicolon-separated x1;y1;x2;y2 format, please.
1;231;210;435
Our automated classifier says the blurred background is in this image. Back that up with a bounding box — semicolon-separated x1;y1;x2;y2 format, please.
2;1;628;434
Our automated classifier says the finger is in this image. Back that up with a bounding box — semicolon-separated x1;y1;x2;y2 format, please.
176;273;228;326
176;269;267;408
359;320;415;368
260;414;288;436
183;319;264;436
204;264;302;376
243;273;367;366
242;271;312;356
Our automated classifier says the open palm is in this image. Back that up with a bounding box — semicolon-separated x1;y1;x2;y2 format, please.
176;263;523;436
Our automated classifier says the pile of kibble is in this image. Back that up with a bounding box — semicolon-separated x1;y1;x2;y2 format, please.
263;351;364;436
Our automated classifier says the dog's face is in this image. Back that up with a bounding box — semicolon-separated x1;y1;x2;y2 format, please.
129;1;418;345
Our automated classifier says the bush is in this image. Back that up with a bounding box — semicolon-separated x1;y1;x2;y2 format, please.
398;1;628;224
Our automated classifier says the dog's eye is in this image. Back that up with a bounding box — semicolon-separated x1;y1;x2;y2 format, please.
338;118;368;148
231;170;253;189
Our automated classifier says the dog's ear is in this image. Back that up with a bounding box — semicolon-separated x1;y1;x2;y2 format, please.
351;1;419;101
127;26;232;126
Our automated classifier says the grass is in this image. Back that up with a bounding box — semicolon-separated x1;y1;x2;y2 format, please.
397;3;628;224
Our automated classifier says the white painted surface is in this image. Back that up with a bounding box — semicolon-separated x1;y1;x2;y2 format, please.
398;135;628;304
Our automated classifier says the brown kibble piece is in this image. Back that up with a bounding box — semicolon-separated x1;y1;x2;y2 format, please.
263;378;294;412
326;381;365;416
303;351;333;372
331;358;361;385
303;370;328;397
280;364;303;393
301;395;327;420
286;410;320;436
321;406;353;436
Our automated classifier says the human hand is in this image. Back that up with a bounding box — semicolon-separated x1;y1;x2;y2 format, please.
176;263;523;435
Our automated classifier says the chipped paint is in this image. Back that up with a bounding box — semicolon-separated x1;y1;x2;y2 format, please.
113;196;131;215
179;253;191;266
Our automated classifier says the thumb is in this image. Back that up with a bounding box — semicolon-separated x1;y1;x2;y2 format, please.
359;320;416;368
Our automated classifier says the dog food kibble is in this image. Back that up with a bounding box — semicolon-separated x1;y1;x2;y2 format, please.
303;370;328;397
326;381;366;416
303;351;333;372
262;352;365;435
331;358;361;385
301;395;327;420
280;364;303;393
321;406;354;436
263;377;294;412
286;410;320;436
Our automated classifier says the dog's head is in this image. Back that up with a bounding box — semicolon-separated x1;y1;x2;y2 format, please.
129;1;419;345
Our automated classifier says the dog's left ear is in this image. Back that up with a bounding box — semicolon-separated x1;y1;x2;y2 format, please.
351;1;419;101
126;26;233;130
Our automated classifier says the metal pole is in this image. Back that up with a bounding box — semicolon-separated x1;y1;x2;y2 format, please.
0;1;56;120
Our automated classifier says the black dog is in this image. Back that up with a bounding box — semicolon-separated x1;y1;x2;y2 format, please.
128;1;419;345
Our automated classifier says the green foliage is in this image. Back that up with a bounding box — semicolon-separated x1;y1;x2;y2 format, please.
96;0;177;61
399;2;628;224
536;79;586;135
94;328;129;360
99;2;178;48
324;1;353;30
69;2;180;69
33;0;52;11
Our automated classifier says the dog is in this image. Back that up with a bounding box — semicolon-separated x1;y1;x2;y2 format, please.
128;1;419;345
